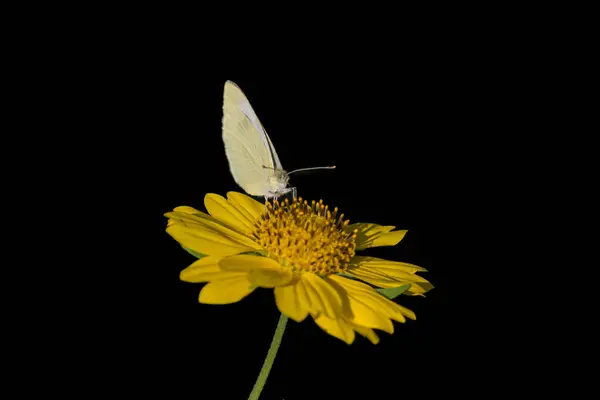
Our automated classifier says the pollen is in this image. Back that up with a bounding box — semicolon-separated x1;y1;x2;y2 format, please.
252;197;358;276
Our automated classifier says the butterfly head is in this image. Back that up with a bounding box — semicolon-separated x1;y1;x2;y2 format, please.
267;168;290;192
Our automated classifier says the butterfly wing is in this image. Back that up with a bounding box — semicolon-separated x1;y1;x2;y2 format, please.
262;116;283;171
222;81;281;196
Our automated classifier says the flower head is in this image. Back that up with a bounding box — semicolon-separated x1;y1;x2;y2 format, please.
165;192;433;344
254;199;355;275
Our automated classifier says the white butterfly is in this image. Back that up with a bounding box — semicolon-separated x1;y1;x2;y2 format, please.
222;80;334;201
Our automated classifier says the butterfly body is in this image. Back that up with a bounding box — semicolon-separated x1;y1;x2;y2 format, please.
222;80;334;201
222;81;292;200
266;170;291;197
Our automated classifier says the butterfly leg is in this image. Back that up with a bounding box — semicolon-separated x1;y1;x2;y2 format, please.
264;192;280;213
263;194;278;213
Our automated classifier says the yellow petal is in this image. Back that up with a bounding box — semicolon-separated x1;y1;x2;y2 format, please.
349;223;407;249
169;208;216;221
302;273;343;320
313;315;355;344
348;223;394;248
351;256;427;273
330;275;416;323
166;223;256;257
327;277;394;333
391;303;416;320
219;254;283;271
227;192;264;222
173;206;203;214
351;324;380;344
165;207;261;255
275;283;309;322
294;276;313;316
404;282;435;296
198;274;256;304
348;264;431;289
348;298;394;333
350;297;394;334
169;207;232;230
165;210;259;247
165;210;211;225
204;193;255;233
218;254;293;287
249;268;293;288
180;256;245;283
371;229;407;247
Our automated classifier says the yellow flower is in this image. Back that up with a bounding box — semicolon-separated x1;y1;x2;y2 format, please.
165;192;433;345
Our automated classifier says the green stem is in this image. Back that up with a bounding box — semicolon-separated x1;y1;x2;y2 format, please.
248;313;288;400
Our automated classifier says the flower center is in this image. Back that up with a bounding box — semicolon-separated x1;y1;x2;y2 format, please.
252;198;357;276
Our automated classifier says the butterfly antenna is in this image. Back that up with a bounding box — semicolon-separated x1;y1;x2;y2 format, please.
287;166;336;175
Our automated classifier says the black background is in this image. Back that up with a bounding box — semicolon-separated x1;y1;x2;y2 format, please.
9;10;573;397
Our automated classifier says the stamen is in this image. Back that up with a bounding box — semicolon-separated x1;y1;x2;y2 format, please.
253;197;356;276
